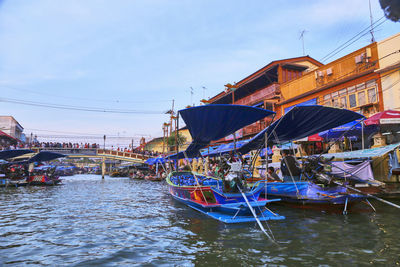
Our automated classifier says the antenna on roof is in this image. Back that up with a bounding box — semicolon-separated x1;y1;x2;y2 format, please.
202;86;207;99
369;0;375;43
299;30;307;56
190;87;194;106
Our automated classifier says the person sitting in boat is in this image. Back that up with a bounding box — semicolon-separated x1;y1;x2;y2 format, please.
267;167;281;181
281;150;301;182
223;152;246;192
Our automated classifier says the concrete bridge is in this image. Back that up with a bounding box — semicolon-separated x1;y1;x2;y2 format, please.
32;147;151;163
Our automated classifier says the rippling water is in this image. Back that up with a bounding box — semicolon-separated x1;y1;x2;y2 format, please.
1;174;399;266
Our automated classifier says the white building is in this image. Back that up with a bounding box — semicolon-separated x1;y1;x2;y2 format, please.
0;116;24;141
377;32;400;111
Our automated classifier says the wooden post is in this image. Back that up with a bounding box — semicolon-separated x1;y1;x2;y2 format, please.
102;156;105;179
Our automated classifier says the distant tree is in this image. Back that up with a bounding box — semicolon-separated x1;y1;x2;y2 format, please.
167;133;186;149
380;0;400;22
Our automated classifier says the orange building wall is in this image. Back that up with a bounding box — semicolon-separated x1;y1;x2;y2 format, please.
278;43;381;116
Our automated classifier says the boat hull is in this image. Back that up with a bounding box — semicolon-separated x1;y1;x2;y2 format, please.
167;171;284;223
260;181;367;211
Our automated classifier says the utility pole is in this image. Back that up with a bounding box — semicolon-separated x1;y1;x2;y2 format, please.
170;99;174;137
299;30;307;56
102;134;106;179
369;0;375;43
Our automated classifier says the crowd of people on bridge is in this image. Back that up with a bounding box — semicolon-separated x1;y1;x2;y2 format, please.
33;142;100;149
0;138;162;158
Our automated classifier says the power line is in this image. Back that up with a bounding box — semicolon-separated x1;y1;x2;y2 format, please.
0;96;166;114
25;128;151;137
320;16;387;63
0;84;173;105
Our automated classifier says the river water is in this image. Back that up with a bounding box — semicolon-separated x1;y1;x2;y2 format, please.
1;174;399;266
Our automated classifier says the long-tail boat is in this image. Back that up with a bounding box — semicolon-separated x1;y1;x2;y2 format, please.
166;104;285;224
238;106;393;213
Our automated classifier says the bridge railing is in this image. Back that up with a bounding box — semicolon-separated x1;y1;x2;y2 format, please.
97;149;150;160
32;147;151;160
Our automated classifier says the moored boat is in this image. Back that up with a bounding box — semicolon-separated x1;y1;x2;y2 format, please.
167;171;284;223
166;104;285;225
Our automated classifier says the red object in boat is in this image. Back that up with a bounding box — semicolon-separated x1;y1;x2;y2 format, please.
364;110;400;126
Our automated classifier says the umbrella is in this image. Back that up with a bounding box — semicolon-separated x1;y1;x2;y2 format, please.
318;120;377;141
364;110;400;126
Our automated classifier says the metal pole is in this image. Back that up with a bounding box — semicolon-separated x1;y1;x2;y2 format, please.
362;121;365;150
102;135;106;179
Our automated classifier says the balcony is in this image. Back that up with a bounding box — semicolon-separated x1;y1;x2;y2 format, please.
235;83;280;106
242;117;273;137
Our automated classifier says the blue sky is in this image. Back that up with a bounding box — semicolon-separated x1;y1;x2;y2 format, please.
0;0;398;147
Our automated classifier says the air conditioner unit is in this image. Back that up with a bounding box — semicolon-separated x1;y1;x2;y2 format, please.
366;47;372;58
326;68;333;76
355;55;363;64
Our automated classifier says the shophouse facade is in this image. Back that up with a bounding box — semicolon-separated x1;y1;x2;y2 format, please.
277;42;382;118
377;33;400;111
208;56;323;139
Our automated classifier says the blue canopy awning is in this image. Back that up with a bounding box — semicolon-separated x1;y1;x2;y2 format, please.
319;143;400;159
318;120;378;140
0;149;34;160
145;157;166;165
239;106;364;154
179;104;275;157
28;151;66;163
201;140;247;157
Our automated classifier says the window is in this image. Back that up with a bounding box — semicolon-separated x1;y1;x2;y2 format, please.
322;80;378;110
323;94;331;101
348;86;356;93
349;94;357;108
368;88;376;103
356;83;365;91
366;79;376;88
339;89;347;96
358;91;366;106
332;98;339;108
340;96;347;108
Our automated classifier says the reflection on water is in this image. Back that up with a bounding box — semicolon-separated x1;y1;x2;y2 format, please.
0;174;399;266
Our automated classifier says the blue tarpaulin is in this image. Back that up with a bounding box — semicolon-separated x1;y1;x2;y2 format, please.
145;157;166;165
201;140;247;157
319;143;400;159
0;149;33;160
27;151;66;163
179;104;274;157
318;120;378;140
239;106;364;154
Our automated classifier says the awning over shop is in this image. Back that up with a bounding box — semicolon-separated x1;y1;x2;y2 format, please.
239;106;364;154
318;143;400;159
179;104;274;157
0;130;19;143
318;120;378;141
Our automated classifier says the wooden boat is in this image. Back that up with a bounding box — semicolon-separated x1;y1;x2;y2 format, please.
3;151;66;186
234;106;371;213
166;105;285;224
167;171;284;223
27;174;62;185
